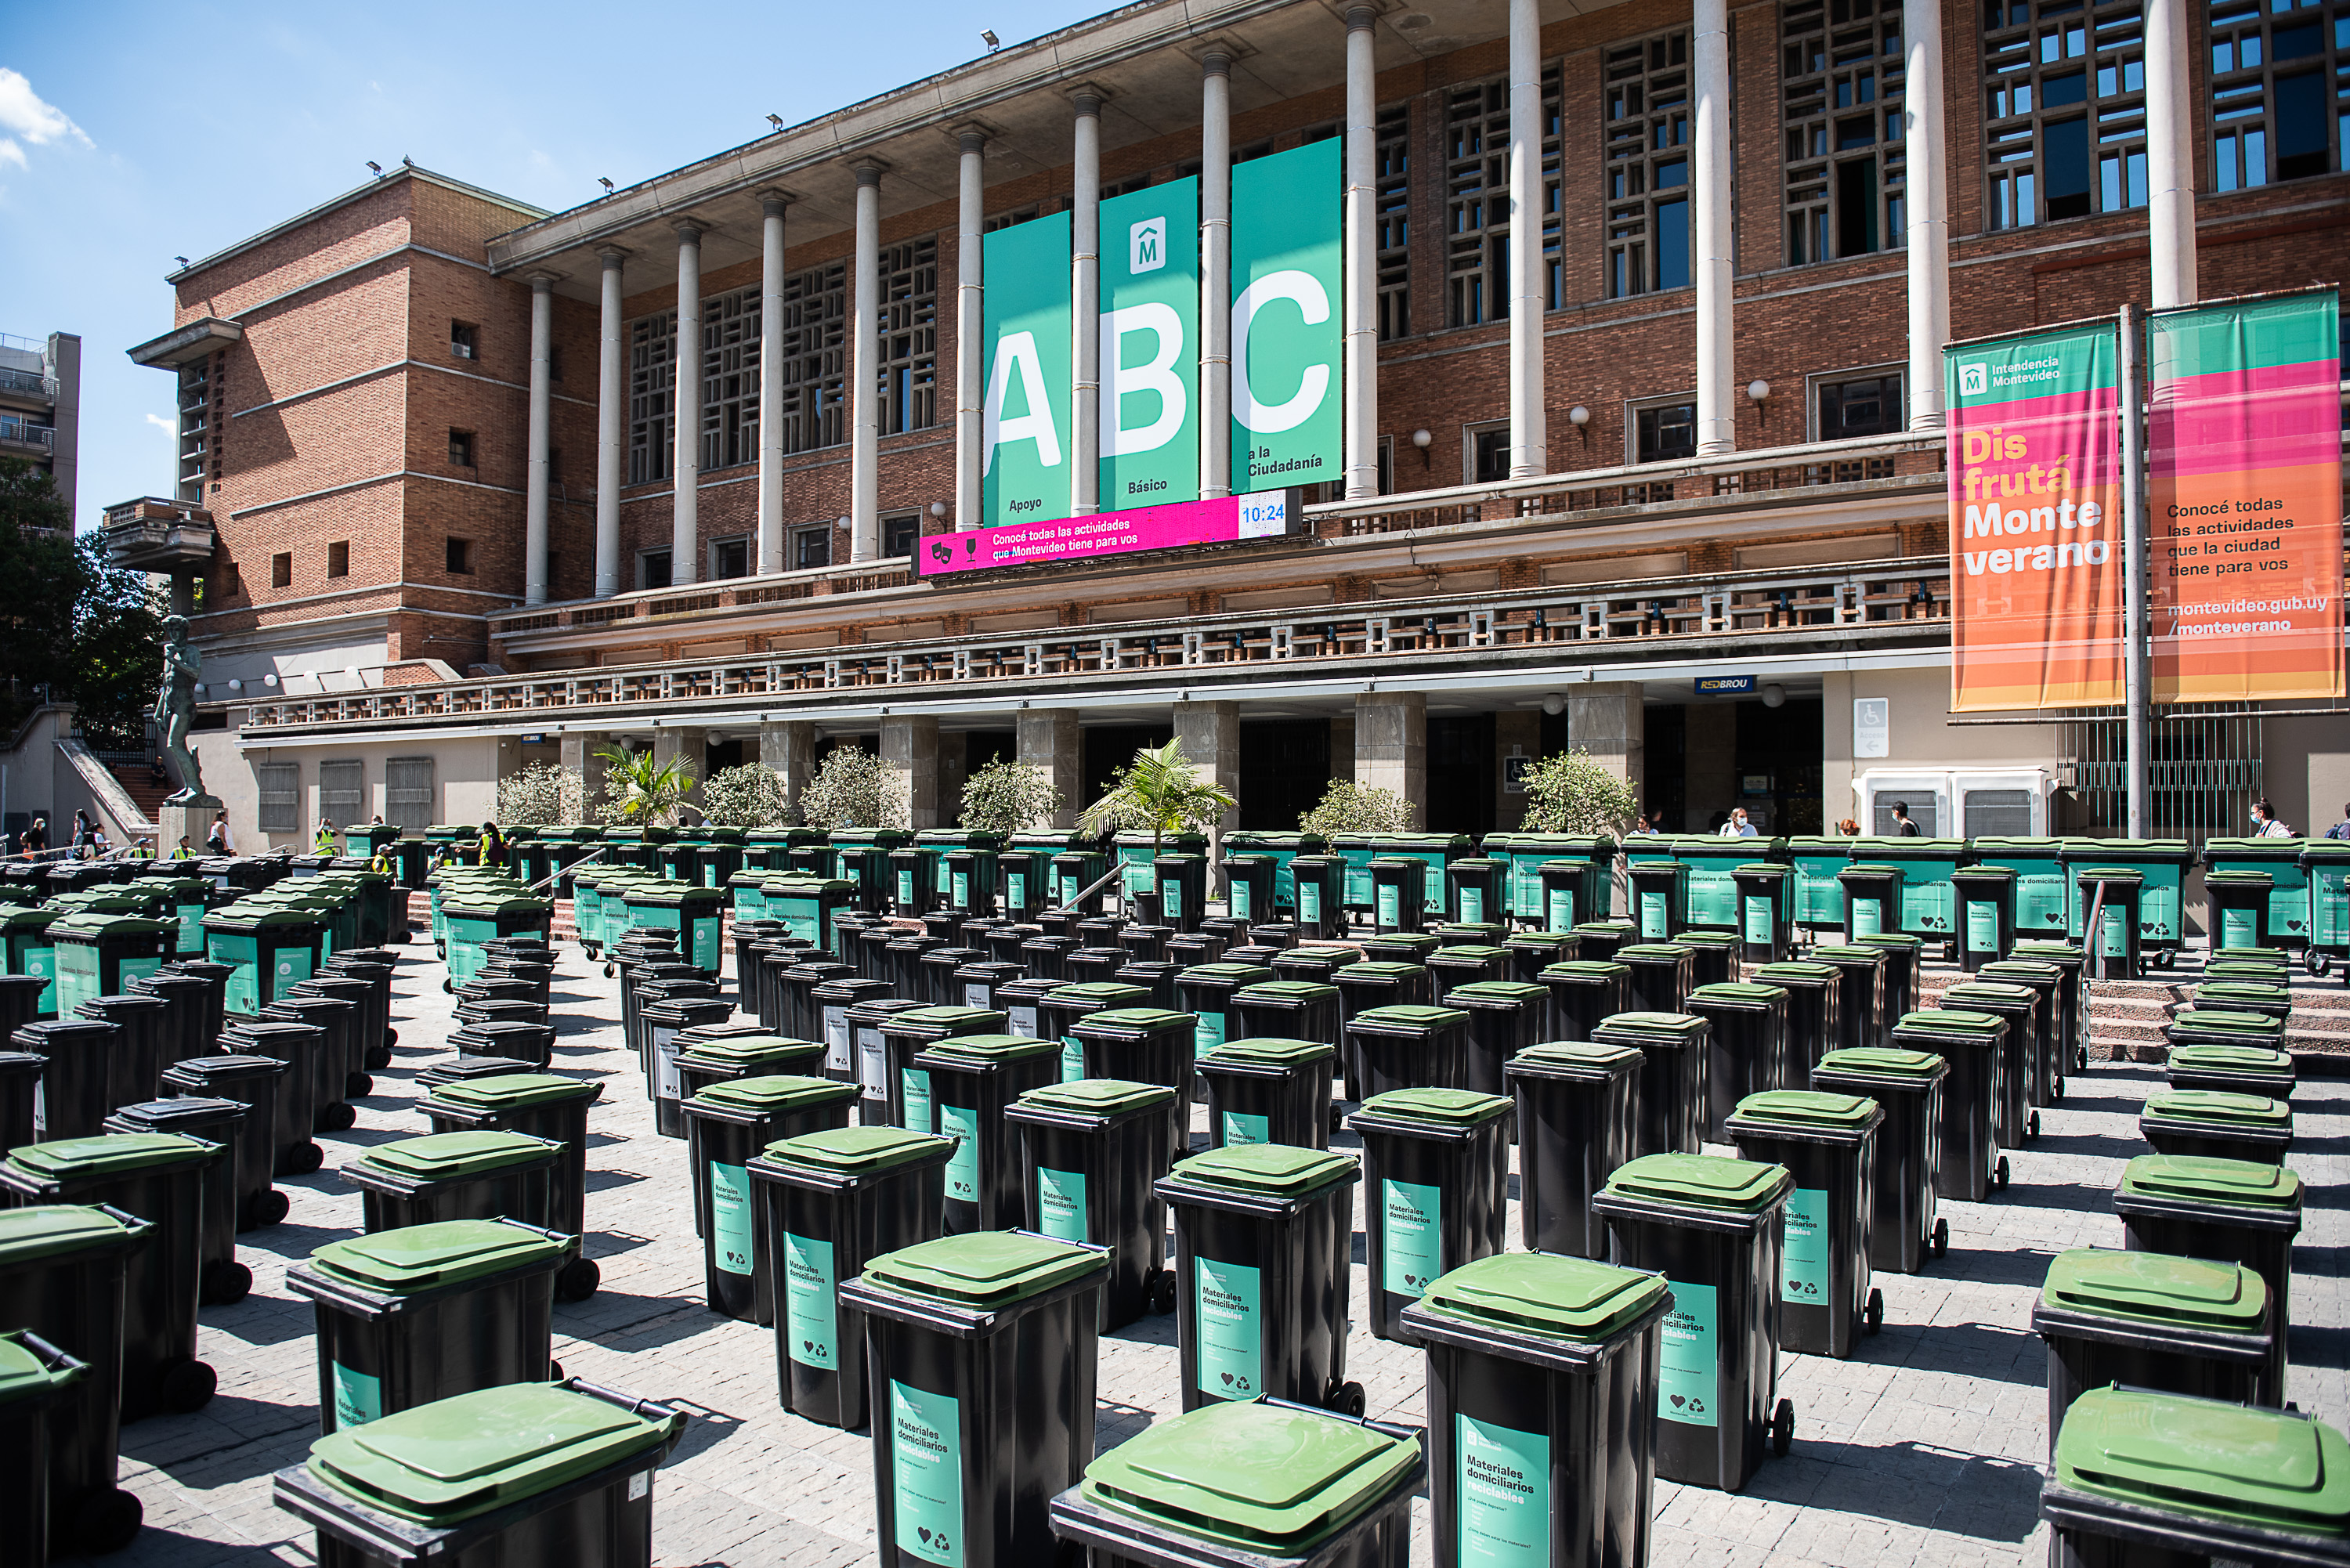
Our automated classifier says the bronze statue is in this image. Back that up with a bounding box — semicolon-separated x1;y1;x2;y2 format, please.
155;613;206;804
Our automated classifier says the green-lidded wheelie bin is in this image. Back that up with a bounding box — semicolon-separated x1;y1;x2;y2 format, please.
1786;836;1853;939
1627;858;1689;942
2206;869;2274;953
2038;1386;2350;1568
1493;833;1610;924
2303;840;2350;977
1198;1038;1333;1151
2113;1155;2304;1399
1507;1041;1642;1260
877;1006;1005;1133
1852;931;1923;1035
152;876;212;959
1234;978;1343;1053
2065;841;2189;964
100;1097;250;1305
1366;833;1473;918
1732;863;1794;964
1856;836;1971;952
1422;944;1509;1003
1679;929;1743;991
1368;858;1423;934
1000;832;1072;920
1972;836;2073;938
2167;1032;2294;1101
1116;830;1207;912
1805;1046;1950;1272
2201;836;2312;957
1036;981;1149;1084
269;1379;688;1568
440;894;551;993
205;903;323;1021
1007;1078;1180;1328
1441;980;1546;1105
1289;854;1347;938
1671;836;1784;933
750;1125;952;1429
1347;1003;1470;1101
1537;959;1629;1043
344;1130;559;1234
631;882;726;977
765;876;855;955
1591;1154;1796;1491
1952;865;2018;972
1533;856;1611;938
2141;1090;2292;1165
1755;959;1840;1086
2193;978;2294;1021
287;1218;574;1433
213;1019;333;1170
1444;858;1505;927
1223;830;1328;916
1158;1143;1363;1415
1347;1088;1513;1346
0;905;61;1018
2033;1249;2276;1460
1614;941;1694;1018
1405;1252;1669;1568
1593;1011;1709;1158
1569;919;1635;964
1685;980;1791;1140
1065;1006;1198;1140
684;1076;855;1322
1837;863;1904;942
943;844;1001;917
1174;962;1274;1071
1221;854;1274;926
0;1205;150;1555
839;1230;1111;1568
909;1034;1059;1234
675;1033;826;1110
1943;978;2042;1147
1154;853;1207;931
0;1327;87;1567
1050;1396;1423;1568
47;912;172;1024
419;1072;606;1302
1892;1007;2008;1199
1979;956;2069;1115
1724;1089;1885;1357
1502;930;1579;986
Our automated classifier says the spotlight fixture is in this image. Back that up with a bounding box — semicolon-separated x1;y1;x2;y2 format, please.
982;28;1001;49
598;177;615;193
172;255;189;269
767;114;784;130
365;161;382;176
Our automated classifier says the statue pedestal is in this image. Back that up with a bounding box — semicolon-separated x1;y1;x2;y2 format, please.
158;797;224;859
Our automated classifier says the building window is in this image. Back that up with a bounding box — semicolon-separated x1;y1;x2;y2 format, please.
699;288;761;471
793;525;833;570
984;206;1041;233
774;264;847;454
1605;31;1694;297
640;549;673;591
710;537;750;580
877;239;939;436
1983;0;2149;227
451;321;478;359
255;762;299;834
448;429;475;468
1376;105;1412;339
270;551;292;589
1445;66;1564;327
1781;0;1907;264
1629;396;1698;463
1813;369;1905;438
385;757;435;833
881;513;920;561
2209;0;2346;189
629;310;676;484
319;760;363;826
446;537;472;575
326;540;349;578
1377;435;1395;496
1464;421;1512;484
1235;138;1277;164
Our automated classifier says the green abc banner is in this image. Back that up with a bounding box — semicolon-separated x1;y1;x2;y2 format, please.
982;211;1073;529
1231;139;1342;494
1099;177;1201;509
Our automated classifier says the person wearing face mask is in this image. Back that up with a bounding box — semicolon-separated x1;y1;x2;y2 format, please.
2249;799;2294;838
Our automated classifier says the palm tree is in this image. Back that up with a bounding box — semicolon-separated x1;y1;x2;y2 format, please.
595;746;696;826
1078;739;1237;857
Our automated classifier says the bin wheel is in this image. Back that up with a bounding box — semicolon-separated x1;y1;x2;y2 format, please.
1771;1399;1795;1457
548;1359;564;1381
604;963;617;979
2028;1110;2041;1140
384;1028;399;1050
556;1256;602;1302
442;977;454;994
2076;1046;2089;1073
1932;1218;1950;1258
1328;1381;1367;1419
288;1141;325;1176
201;1259;253;1306
73;1487;143;1555
1995;1155;2012;1191
161;1358;217;1414
251;1187;291;1227
1864;1288;1884;1335
2053;1076;2066;1103
316;1104;358;1134
345;1072;374;1100
2307;952;2332;978
1148;1270;1179;1316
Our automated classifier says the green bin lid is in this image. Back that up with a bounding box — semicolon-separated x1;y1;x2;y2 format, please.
886;1006;1003;1031
1233;981;1341;1005
1731;1089;1878;1129
1357;1086;1513;1128
1611;944;1690;964
1076;1007;1196;1034
1816;1046;1947;1080
2118;1154;2302;1211
1571;921;1635;936
1013;1078;1176;1116
2169;1044;2294;1078
1349;1004;1466;1032
1754;963;1838;986
1444;981;1546;1005
47;912;175;939
1079;1399;1421;1555
1676;931;1743;952
1332;962;1426;984
1509;1040;1644;1073
0;1330;82;1406
1977;960;2061;982
2204;869;2275;887
915;1034;1059;1068
1046;983;1148;1007
2143;1090;2290;1129
1170;1142;1358;1198
2168;1011;2286;1041
1603;1152;1789;1212
675;1036;825;1071
1592;1010;1708;1041
2193;982;2293;1007
1417;1251;1668;1342
1538;961;1631;984
1943;981;2034;1008
2052;1386;2350;1534
1842;862;1903;877
306;1382;678;1526
1853;931;1924;951
762;1125;951;1174
1202;1036;1334;1068
2042;1248;2269;1333
0;1204;145;1268
1178;963;1275;986
689;1075;853;1114
1807;945;1885;963
352;1131;558;1181
1688;981;1789;1010
862;1229;1101;1308
1425;945;1509;963
1893;1007;2005;1038
5;1133;210;1182
420;1073;594;1113
310;1219;569;1292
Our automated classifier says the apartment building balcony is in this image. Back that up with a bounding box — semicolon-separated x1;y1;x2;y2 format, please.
0;415;56;457
99;496;218;573
0;367;59;403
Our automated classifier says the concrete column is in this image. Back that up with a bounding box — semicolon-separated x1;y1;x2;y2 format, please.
1692;0;1735;456
1354;692;1426;828
1071;92;1104;517
1683;703;1737;829
653;725;707;812
1903;0;1950;431
1327;713;1356;785
954;130;986;529
1017;709;1083;828
880;715;941;829
1174;701;1241;865
1199;52;1234;500
595;250;625;597
525;274;553;605
760;720;818;822
1343;8;1381;499
560;731;611;819
2145;0;2197;308
671;222;703;580
1507;0;1549;477
757;193;790;574
850;163;884;562
1567;683;1646;794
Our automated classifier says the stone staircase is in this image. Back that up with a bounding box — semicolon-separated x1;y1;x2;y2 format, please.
106;761;173;825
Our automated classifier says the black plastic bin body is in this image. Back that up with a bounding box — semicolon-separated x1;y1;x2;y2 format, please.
1753;961;1842;1087
680;1076;857;1324
13;1017;123;1143
1537;959;1631;1043
1940;980;2041;1149
1734;864;1795;964
1197;1038;1335;1152
1507;1040;1643;1260
76;992;172;1111
101;1097;251;1305
1687;981;1795;1141
0;1048;42;1154
1444;981;1546;1104
642;995;734;1140
1007;1078;1179;1331
1347;1088;1514;1345
419;1072;610;1301
1346;1004;1470;1101
1979;958;2067;1111
1891;1010;2006;1201
1806;1048;1947;1275
910;1035;1060;1234
343;1131;560;1235
208;1023;328;1176
0;1327;87;1567
2113;1155;2303;1396
1850;934;1922;1041
1615;942;1695;1018
1724;1090;1885;1358
1953;866;2019;972
1173;962;1275;1075
1592;1012;1711;1159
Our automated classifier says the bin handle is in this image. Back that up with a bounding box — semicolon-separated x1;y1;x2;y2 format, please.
558;1376;686;1429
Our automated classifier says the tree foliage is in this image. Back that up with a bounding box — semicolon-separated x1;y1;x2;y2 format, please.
799;745;902;830
1079;739;1235;854
959;759;1065;836
1519;749;1642;835
1298;779;1415;836
0;461;158;746
593;746;697;826
496;762;583;826
701;763;793;827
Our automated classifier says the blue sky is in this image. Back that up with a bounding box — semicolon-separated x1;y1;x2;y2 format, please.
2;0;1089;532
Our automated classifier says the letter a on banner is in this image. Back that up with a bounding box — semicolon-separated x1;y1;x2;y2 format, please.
982;211;1074;530
1099;177;1200;510
1944;324;2128;710
2147;290;2344;702
1231;139;1342;494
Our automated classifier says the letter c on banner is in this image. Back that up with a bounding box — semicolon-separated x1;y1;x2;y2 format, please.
1100;303;1188;457
1231;269;1331;434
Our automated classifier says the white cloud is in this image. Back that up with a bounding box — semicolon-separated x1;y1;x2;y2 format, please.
0;69;92;164
0;141;24;169
145;414;175;435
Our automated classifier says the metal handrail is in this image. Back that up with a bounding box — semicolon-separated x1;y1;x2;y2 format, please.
528;844;610;896
2076;880;2107;1069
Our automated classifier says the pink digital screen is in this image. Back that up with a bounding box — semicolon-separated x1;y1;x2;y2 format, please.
919;490;1296;576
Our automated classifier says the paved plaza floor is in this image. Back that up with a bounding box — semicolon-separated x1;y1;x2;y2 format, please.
73;935;2348;1568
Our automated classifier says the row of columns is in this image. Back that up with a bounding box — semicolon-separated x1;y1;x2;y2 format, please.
521;0;2201;603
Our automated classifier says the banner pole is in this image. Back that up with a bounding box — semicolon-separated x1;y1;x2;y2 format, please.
2118;302;2152;837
